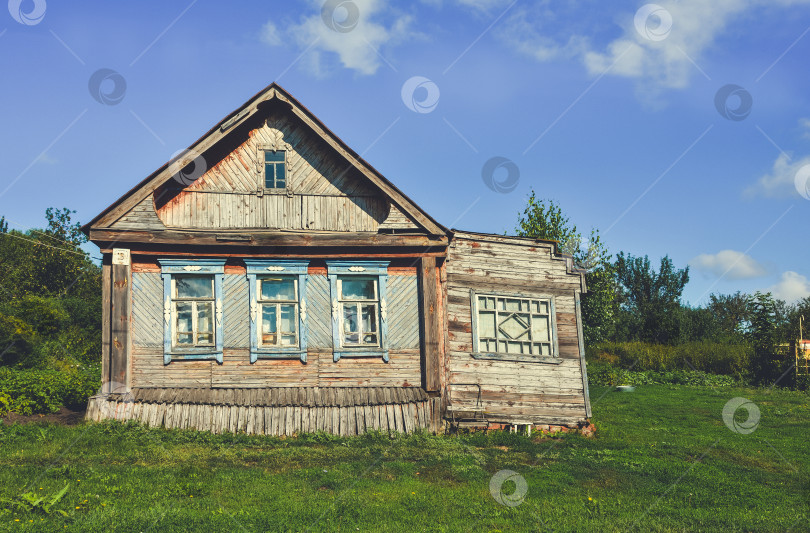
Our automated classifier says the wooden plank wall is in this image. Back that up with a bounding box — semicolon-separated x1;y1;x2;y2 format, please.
147;116;418;232
445;235;588;425
129;263;422;389
110;196;165;230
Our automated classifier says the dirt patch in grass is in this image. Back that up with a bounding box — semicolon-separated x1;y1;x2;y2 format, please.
1;406;85;426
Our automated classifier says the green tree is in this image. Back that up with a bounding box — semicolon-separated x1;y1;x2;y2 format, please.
708;292;752;340
613;252;690;344
515;191;616;344
0;208;101;368
748;291;782;384
45;207;86;246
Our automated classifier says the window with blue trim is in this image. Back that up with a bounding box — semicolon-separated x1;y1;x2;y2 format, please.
158;259;225;365
326;261;390;362
245;260;309;363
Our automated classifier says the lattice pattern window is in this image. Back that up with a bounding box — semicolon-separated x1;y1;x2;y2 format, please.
474;294;555;357
257;276;299;348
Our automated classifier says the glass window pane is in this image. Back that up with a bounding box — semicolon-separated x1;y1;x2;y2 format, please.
198;333;213;345
499;313;530;340
265;151;284;162
340;278;375;300
478;311;496;338
361;304;377;334
175;276;213;298
177;333;193;345
264;165;273;188
281;334;296;346
363;333;377;345
280;304;296;334
176;302;192;332
276;163;285;182
343;304;359;344
197;302;213;333
504;298;522;311
532;315;550;342
262;305;277;345
261;278;296;300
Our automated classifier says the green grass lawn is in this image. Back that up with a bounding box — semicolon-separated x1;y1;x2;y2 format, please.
0;385;807;532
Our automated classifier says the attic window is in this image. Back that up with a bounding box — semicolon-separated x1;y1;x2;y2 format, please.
264;150;286;189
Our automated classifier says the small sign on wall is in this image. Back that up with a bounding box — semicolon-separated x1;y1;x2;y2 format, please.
112;248;131;266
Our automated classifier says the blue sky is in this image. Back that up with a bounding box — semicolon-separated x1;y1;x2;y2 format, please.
1;0;809;305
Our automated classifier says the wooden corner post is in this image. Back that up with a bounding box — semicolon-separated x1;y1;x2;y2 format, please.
110;248;131;393
419;257;441;392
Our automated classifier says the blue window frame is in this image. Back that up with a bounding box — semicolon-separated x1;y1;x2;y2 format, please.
326;261;390;362
264;150;286;189
158;259;225;365
245;260;309;363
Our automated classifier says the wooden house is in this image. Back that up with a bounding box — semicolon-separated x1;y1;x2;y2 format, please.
83;83;591;435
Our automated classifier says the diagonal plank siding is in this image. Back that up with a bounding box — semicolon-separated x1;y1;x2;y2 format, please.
388;275;419;350
132;272;163;348
307;274;333;349
223;274;249;348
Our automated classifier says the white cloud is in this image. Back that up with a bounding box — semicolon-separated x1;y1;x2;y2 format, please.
265;0;415;76
261;21;282;46
746;152;810;198
690;250;768;280
500;0;810;91
583;0;752;90
766;271;810;302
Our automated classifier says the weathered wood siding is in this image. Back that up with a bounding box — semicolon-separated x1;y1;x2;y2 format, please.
445;233;588;425
86;387;443;435
130;262;421;389
143;116;419;232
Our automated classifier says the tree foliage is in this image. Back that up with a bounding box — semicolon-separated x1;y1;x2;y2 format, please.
515;191;616;344
0;208;100;369
613;252;690;344
747;291;781;384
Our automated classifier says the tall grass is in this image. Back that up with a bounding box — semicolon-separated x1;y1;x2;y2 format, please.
587;341;751;379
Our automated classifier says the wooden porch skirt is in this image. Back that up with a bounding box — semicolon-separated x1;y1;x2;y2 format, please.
85;387;443;436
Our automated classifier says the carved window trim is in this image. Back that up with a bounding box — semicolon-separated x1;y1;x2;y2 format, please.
326;261;390;363
158;259;225;365
256;128;293;196
245;260;309;363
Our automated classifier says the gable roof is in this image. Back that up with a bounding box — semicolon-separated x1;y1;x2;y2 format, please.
82;82;447;237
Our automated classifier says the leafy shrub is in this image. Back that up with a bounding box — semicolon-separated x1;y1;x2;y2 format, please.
0;295;69;336
0;312;36;367
588;340;751;379
587;362;740;387
0;365;101;415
